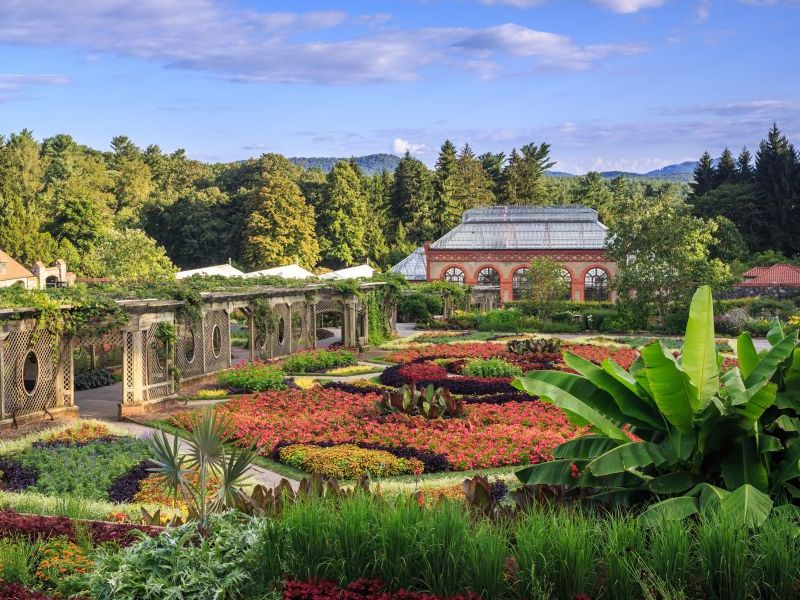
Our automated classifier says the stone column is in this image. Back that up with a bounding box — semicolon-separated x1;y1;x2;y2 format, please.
122;329;145;405
0;332;7;422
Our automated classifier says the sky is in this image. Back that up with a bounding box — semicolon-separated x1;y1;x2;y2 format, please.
0;0;798;173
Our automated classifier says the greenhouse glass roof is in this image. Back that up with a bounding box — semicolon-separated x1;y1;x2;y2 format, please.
430;205;607;250
390;246;427;281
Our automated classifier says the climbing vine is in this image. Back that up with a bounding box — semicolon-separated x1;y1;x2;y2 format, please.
154;322;182;389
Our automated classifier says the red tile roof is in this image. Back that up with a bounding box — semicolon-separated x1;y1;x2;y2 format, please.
738;264;800;287
742;266;769;278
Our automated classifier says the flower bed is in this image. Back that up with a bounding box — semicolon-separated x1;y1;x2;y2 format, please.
379;363;517;396
282;348;357;373
173;388;583;471
321;380;388;395
272;441;451;473
217;362;287;392
279;444;425;479
284;578;479;599
0;510;160;546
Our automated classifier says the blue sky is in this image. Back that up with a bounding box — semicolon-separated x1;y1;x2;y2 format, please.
0;0;798;173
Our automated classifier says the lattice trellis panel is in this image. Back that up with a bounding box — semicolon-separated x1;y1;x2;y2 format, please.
143;323;172;402
269;302;291;358
315;300;343;314
2;331;58;419
203;310;230;373
123;332;135;404
176;320;204;378
73;330;123;374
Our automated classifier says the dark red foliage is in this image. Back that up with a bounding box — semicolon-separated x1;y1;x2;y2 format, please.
396;363;450;383
0;456;38;492
322;381;387;396
461;392;534;405
0;510;161;546
0;583;57;599
379;363;517;396
283;578;480;599
108;460;159;503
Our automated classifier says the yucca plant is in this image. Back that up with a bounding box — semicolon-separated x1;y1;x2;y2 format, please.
148;408;255;535
378;383;465;418
514;285;800;526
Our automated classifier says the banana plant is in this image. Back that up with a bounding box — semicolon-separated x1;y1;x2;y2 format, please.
514;285;800;527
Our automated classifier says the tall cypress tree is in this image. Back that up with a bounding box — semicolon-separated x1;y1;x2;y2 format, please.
690;151;716;198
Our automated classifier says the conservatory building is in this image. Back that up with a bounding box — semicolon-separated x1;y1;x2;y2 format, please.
391;205;617;305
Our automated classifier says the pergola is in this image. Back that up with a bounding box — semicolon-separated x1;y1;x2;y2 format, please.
0;282;393;427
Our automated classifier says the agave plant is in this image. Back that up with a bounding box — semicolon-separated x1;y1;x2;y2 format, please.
514;285;800;527
148;408;256;535
378;383;465;418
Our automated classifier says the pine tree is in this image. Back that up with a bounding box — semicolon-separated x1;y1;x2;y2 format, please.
690;151;716;198
318;160;368;268
736;147;754;182
240;154;320;270
755;123;800;256
452;143;495;220
714;147;736;186
502;143;554;205
390;152;435;244
432;140;458;238
363;172;391;268
478;152;506;202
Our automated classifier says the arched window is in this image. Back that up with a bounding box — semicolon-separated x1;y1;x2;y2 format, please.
45;275;59;289
559;268;573;300
512;268;529;301
584;267;609;301
477;267;500;286
443;267;465;285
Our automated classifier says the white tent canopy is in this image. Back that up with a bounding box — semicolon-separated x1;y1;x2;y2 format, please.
176;264;245;279
319;264;375;280
244;264;315;280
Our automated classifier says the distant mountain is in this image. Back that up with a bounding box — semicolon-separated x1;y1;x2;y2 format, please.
289;153;401;175
547;160;698;182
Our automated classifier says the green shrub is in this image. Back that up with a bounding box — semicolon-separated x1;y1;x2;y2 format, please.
475;309;538;332
281;349;357;373
599;315;635;333
536;321;582;334
398;293;443;322
15;437;152;501
217;363;287;392
462;358;522;378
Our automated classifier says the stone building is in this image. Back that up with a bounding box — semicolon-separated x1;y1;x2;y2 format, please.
0;250;73;289
391;205;617;304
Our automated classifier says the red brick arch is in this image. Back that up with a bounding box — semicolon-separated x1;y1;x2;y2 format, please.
438;264;469;284
581;264;611;301
474;264;502;286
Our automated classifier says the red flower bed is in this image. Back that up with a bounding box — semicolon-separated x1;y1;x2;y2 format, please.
0;583;57;600
0;510;161;546
564;344;639;370
173;388;584;471
284;578;479;599
388;343;507;364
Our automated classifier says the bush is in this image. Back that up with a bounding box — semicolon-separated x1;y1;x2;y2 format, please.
279;444;424;478
462;358;522;378
74;368;116;391
599;315;635;333
398;293;443;322
218;363;287;392
282;349;357;373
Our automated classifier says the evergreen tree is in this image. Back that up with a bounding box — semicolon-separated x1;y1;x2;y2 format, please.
478;152;506;202
690;151;716;198
755;123;800;256
109;136;152;227
363;172;391;268
240;154;320;270
572;171;613;222
452;143;495;219
390;152;435;244
318;160;368;268
736;147;754;182
432;140;458;238
503;143;554;205
714;147;737;186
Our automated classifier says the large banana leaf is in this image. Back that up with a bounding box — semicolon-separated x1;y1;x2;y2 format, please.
516;459;587;485
640;496;699;526
767;319;786;346
586;441;666;476
681;285;719;410
552;435;621;460
770;437;800;493
648;472;701;494
601;358;643;396
722;367;777;423
521;370;628;425
777;349;800;408
736;333;759;379
721;436;769;492
721;484;773;528
641;341;696;432
564;352;661;429
513;376;629;442
744;331;799;388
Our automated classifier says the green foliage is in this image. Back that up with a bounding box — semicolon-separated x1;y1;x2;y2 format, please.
515;286;800;524
217;363;287;392
281;348;357;373
462;358;522;378
507;337;561;354
520;257;570;317
318;161;368;268
82;228;176;280
15;437;151;501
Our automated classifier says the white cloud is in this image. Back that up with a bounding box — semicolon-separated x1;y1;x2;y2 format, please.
393;138;428;155
0;1;647;84
588;0;666;13
0;73;70;101
696;0;712;21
